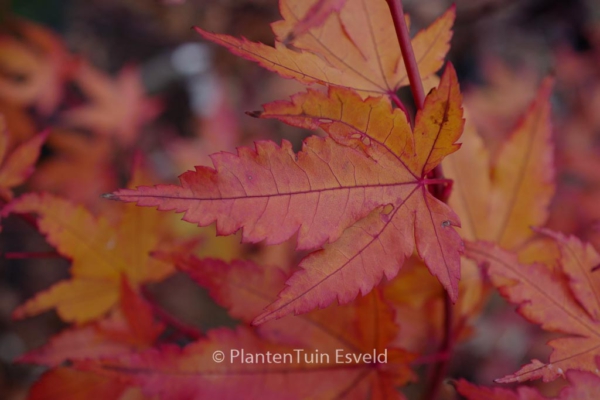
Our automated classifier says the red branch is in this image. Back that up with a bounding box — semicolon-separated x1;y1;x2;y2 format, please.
385;0;425;109
385;1;455;399
424;293;454;400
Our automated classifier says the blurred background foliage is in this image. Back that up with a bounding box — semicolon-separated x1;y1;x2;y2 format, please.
1;0;600;398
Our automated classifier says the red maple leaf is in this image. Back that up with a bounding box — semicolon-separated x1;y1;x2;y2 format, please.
108;64;465;324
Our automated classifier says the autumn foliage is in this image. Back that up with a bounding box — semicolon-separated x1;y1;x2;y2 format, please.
2;0;600;399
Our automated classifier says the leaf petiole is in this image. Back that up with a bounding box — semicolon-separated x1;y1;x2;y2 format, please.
385;0;426;110
389;91;411;122
385;1;455;399
421;178;453;187
422;178;454;203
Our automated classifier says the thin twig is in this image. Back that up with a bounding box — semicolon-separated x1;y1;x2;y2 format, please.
424;294;454;400
385;1;455;399
385;0;426;110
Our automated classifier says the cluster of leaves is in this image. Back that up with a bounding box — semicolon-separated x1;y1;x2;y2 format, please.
2;0;600;399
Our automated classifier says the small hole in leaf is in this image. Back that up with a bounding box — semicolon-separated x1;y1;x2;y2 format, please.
441;220;451;228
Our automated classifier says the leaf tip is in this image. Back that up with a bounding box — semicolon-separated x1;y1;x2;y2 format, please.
251;303;283;326
250;314;267;326
440;61;459;86
101;193;119;201
448;3;457;14
448;285;459;304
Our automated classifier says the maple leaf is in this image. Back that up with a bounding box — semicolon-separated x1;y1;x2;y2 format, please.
61;63;162;146
0;19;77;115
70;255;415;400
19;278;164;367
465;229;600;383
454;359;600;399
381;259;446;351
194;0;454;98
0;117;48;201
18;278;164;400
414;77;557;338
444;77;555;249
2;192;174;323
1;163;183;324
182;256;416;397
168;254;407;358
109;64;464;324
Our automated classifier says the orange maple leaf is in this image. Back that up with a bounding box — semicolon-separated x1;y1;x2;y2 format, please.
109;64;465;324
444;77;555;250
169;255;407;358
3;192;175;323
413;77;558;337
2;165;182;324
71;255;415;399
465;229;600;383
195;0;454;98
19;278;164;367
